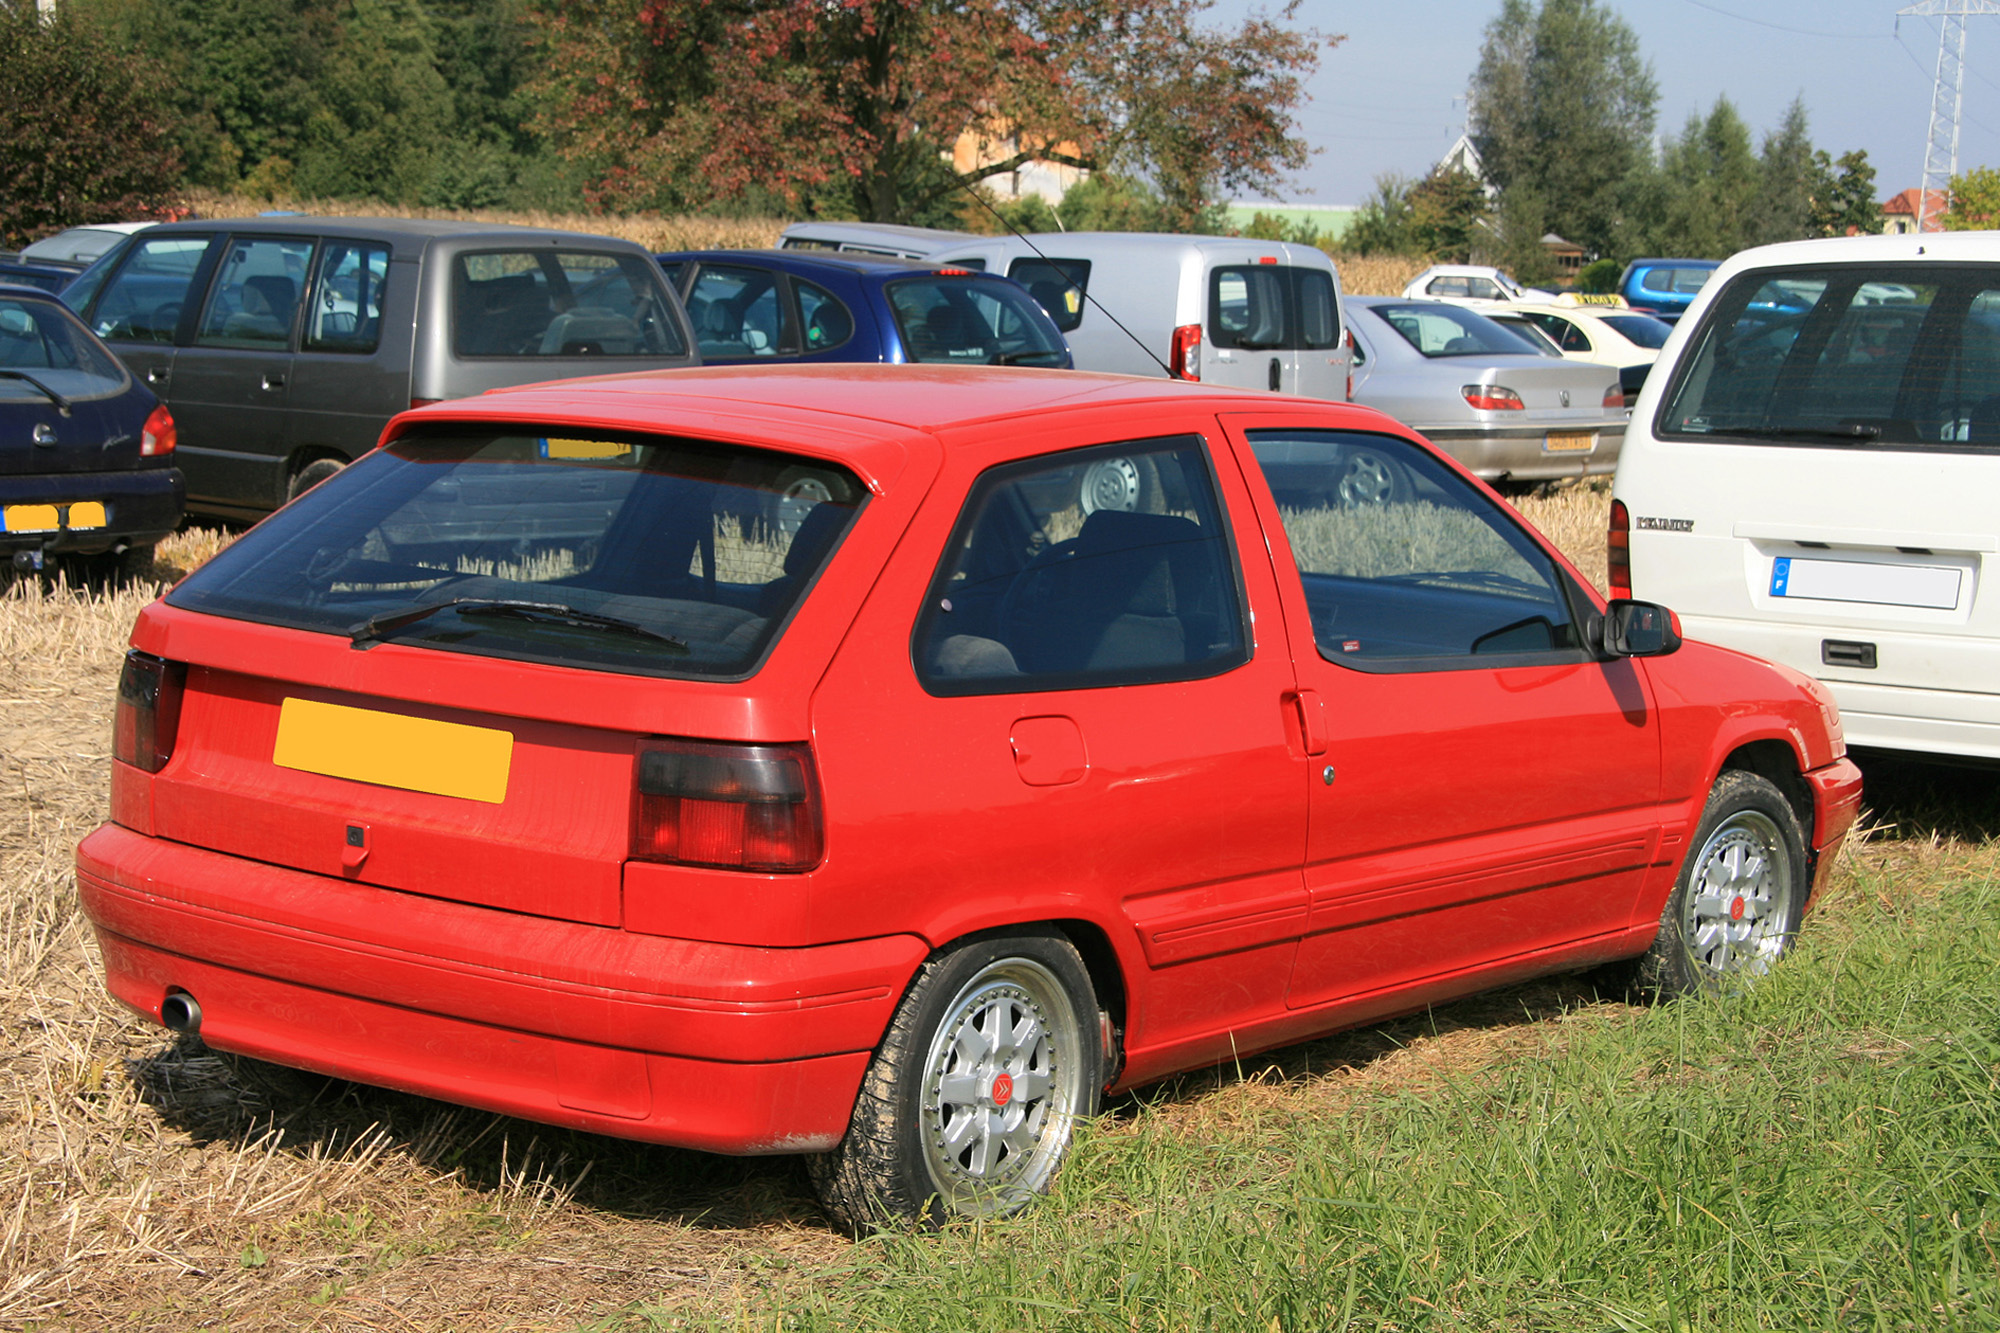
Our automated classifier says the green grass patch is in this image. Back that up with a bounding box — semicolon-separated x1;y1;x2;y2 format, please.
603;873;2000;1332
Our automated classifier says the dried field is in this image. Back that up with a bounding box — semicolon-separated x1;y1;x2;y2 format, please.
1;485;1991;1330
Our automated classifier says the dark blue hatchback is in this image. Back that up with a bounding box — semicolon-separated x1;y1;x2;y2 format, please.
656;249;1072;369
1;284;183;580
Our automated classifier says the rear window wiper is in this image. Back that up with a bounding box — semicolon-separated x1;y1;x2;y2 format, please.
1707;423;1882;443
349;598;689;653
0;369;71;415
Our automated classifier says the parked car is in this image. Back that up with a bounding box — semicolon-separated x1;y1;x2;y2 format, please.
1346;296;1628;482
657;249;1071;368
1484;297;1672;406
61;217;697;519
21;221;157;269
0;283;182;580
0;254;83;294
927;231;1352;399
777;220;973;260
1617;258;1720;324
1402;264;1552;303
78;363;1860;1231
1613;232;2000;762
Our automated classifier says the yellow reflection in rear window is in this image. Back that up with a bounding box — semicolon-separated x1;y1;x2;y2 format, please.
273;698;513;803
541;437;633;460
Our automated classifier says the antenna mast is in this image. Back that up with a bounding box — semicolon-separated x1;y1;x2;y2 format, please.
1900;0;2000;230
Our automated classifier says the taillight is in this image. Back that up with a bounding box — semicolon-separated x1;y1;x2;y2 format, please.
1169;324;1201;381
113;650;184;774
1344;328;1355;401
631;739;823;871
1462;385;1524;411
139;404;175;457
1608;498;1632;599
1603;382;1625;408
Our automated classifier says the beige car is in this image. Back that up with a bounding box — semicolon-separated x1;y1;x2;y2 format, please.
1477;297;1672;406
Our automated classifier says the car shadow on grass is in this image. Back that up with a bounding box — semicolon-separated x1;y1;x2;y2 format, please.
1850;748;2000;844
126;1035;827;1231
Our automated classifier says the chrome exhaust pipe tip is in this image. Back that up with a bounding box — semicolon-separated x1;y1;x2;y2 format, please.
160;992;201;1034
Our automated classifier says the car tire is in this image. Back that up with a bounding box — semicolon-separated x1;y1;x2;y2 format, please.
808;930;1102;1234
1333;445;1411;507
1077;455;1165;515
287;457;346;502
771;466;856;538
1624;770;1809;998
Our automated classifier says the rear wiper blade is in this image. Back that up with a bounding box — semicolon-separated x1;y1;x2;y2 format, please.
349;598;689;653
1714;423;1881;443
0;369;71;415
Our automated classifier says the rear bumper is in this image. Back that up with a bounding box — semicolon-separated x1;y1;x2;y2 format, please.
76;823;925;1153
0;467;184;553
1420;421;1626;480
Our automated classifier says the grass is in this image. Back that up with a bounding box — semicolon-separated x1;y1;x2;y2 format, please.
1;480;1995;1328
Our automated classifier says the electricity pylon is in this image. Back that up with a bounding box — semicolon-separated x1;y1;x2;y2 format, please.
1900;1;2000;230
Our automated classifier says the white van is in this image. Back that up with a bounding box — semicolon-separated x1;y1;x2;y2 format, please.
925;232;1352;401
1612;232;2000;761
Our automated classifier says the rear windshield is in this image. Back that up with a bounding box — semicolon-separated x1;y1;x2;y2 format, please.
1598;313;1671;348
1368;302;1550;358
0;296;128;400
167;427;863;679
1658;263;2000;452
1208;265;1341;351
884;275;1067;366
1642;266;1714;295
451;250;687;358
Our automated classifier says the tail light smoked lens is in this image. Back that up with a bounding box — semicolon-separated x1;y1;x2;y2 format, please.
140;404;176;457
1462;385;1524;411
632;739;824;871
1604;383;1625;408
1608;498;1633;599
113;651;184;773
1169;324;1201;380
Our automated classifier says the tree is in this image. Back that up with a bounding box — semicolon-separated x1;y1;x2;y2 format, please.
1468;0;1656;259
1754;97;1817;247
1809;149;1878;236
1944;165;2000;230
527;0;1329;227
1343;174;1415;256
1652;97;1759;259
1405;166;1488;262
0;3;183;248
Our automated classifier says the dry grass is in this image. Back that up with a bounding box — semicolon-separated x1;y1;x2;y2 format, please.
0;479;1986;1328
1327;252;1427;297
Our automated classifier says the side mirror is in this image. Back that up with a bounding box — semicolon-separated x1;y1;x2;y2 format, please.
1602;599;1682;657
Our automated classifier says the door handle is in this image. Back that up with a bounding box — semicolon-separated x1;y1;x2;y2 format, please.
1285;689;1328;756
1268;356;1282;392
146;367;168;385
261;373;286;391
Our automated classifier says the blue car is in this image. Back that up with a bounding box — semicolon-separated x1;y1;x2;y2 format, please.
1;283;183;581
657;249;1072;369
1617;258;1721;324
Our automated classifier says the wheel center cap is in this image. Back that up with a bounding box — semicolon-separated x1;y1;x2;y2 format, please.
1730;895;1746;922
990;1073;1014;1107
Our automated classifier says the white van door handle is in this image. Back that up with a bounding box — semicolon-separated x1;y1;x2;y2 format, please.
1268;357;1281;392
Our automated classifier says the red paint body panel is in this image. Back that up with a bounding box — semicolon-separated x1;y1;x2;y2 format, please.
74;366;1865;1159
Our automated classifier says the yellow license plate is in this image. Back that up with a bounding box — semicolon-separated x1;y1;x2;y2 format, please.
1543;430;1598;454
67;501;106;529
2;504;60;533
273;698;514;803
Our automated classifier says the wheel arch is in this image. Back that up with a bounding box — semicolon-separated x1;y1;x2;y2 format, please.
1716;737;1815;847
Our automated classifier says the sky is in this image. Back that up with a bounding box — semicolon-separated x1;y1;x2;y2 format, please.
1209;0;2000;207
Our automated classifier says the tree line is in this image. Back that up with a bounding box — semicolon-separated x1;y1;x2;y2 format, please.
1348;0;1885;283
0;0;1328;249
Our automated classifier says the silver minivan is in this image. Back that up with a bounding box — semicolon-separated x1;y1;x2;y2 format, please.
62;218;697;518
921;232;1352;401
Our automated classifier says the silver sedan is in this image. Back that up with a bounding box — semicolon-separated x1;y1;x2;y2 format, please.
1346;296;1628;483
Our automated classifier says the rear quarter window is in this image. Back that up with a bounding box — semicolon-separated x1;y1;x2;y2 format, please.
451;250;687;359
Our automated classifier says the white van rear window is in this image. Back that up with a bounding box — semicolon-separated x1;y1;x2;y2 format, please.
1659;264;2000;452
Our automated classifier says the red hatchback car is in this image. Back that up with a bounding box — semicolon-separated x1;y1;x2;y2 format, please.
78;366;1861;1230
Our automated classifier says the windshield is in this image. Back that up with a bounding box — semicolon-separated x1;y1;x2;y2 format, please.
1599;314;1671;349
885;275;1067;366
1370;302;1550;358
1658;263;2000;452
0;297;129;400
167;426;864;678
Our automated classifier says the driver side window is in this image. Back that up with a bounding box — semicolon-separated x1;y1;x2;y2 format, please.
1250;430;1585;668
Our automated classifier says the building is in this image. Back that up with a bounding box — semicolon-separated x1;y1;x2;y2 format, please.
1881;188;1949;234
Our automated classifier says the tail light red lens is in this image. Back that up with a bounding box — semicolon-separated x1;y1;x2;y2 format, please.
113;650;184;773
632;739;824;871
1461;385;1524;411
1603;382;1626;408
139;404;176;457
1608;498;1633;599
1169;324;1201;381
